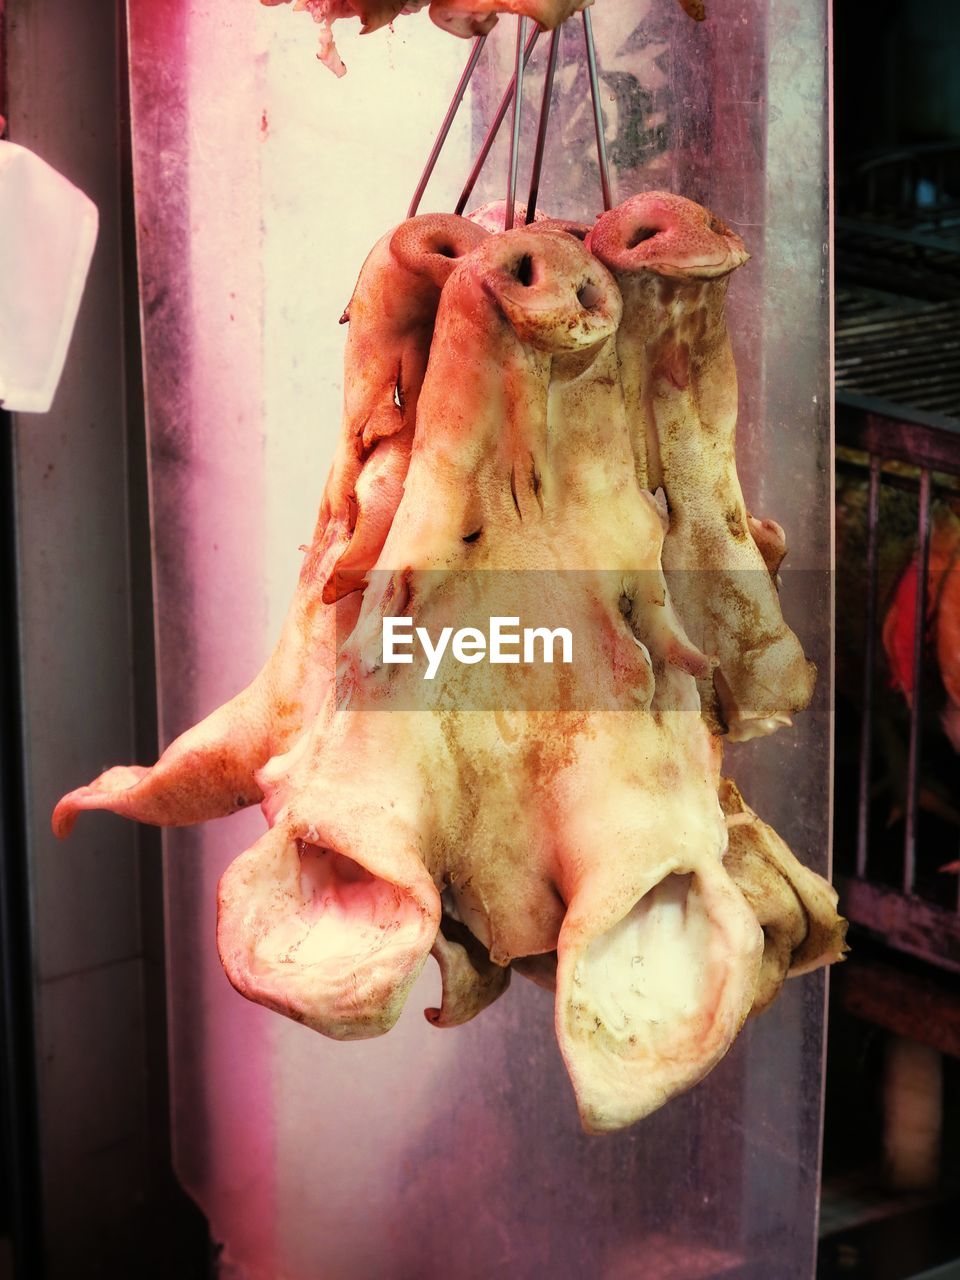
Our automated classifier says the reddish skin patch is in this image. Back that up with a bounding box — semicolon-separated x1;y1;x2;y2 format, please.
884;558;922;699
883;510;960;709
260;109;269;137
655;341;690;391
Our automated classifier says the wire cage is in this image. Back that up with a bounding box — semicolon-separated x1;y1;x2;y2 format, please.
835;144;960;996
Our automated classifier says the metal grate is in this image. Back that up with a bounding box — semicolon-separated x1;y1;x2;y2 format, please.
836;290;960;421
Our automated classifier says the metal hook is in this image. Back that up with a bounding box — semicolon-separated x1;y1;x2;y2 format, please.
504;17;529;230
414;12;611;226
455;22;541;217
525;25;561;223
408;35;488;219
582;9;612;212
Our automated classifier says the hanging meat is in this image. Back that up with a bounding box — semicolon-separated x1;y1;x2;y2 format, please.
720;779;847;1014
261;0;706;77
53;213;487;835
54;196;842;1132
587;192;817;740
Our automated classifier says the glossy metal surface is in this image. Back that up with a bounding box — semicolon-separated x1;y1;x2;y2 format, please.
407;34;487;219
126;2;832;1276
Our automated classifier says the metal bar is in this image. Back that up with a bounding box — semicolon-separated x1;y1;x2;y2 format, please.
857;373;960;401
836;394;960;443
856;453;882;879
904;467;933;896
525;25;560;223
839;368;960;398
920;391;960;413
837;346;960;369
838;312;960;344
838;298;960;324
455;23;540;218
582;8;612;211
836;216;960;255
408;35;487;219
839;875;960;975
839;325;960;355
504;17;528;231
836;458;960;503
837;315;960;349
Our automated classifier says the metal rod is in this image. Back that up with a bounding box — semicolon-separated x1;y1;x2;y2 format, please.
841;350;960;384
857;453;882;879
904;466;932;896
455;24;541;217
504;17;529;231
525;25;561;223
408;35;487;219
582;8;612;211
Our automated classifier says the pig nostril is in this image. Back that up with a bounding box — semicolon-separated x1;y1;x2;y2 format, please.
512;254;535;286
576;280;604;309
432;240;457;258
627;226;657;248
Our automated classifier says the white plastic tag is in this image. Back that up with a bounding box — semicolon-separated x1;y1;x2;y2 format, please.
0;140;99;414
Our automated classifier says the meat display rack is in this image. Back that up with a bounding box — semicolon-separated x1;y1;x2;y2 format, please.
836;291;960;422
834;142;960;1053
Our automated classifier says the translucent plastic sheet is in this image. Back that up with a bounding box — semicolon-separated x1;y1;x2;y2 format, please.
126;3;831;1276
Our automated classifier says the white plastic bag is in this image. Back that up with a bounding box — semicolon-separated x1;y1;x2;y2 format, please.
0;140;99;414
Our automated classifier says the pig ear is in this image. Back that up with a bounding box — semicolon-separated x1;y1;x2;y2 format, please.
555;859;762;1132
217;823;440;1040
389;213;489;291
322;434;410;603
425;906;511;1028
720;778;847;1013
747;514;787;577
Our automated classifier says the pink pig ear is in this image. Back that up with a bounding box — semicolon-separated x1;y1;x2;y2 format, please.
217;823;441;1040
322;433;410;604
425;907;511;1028
555;858;762;1133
